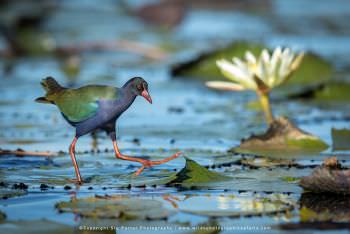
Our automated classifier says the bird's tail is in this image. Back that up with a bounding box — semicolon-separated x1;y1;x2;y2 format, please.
35;77;64;104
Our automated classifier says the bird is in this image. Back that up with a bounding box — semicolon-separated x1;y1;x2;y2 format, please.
36;76;182;184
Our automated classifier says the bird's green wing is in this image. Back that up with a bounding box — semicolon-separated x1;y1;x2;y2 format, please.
53;85;118;123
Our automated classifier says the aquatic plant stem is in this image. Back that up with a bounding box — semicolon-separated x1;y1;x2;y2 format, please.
257;91;274;125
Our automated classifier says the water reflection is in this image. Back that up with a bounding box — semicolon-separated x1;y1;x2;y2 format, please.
167;193;294;217
299;192;350;222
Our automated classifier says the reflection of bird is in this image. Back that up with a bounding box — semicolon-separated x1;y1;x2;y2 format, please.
36;77;182;184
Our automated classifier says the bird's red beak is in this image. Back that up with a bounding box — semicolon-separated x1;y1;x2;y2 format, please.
141;89;152;104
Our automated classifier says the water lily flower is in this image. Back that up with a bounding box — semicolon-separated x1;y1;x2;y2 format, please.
206;47;304;124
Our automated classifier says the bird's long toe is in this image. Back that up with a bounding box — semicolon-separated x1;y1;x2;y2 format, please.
151;151;183;165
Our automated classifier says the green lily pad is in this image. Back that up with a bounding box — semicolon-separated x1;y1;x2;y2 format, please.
233;117;328;156
172;41;264;81
167;157;231;185
0;220;74;234
314;82;350;102
171;42;333;89
288;81;350;102
56;195;174;220
332;128;350;151
17;30;56;56
283;52;333;86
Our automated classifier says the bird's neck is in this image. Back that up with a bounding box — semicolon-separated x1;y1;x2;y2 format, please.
121;87;137;107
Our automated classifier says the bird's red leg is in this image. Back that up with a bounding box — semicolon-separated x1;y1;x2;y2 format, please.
112;140;182;176
69;137;83;184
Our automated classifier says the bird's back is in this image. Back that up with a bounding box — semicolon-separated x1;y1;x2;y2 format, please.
36;77;119;123
54;85;119;123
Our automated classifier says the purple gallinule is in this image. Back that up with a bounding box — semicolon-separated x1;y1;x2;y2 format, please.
36;77;182;183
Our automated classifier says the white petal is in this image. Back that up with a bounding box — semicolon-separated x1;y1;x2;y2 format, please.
279;48;293;78
205;81;246;91
232;57;246;70
255;50;270;84
282;48;293;65
290;52;304;70
217;60;248;80
267;47;282;86
261;49;271;64
257;58;269;86
245;51;256;64
216;59;257;90
270;47;282;72
282;48;291;58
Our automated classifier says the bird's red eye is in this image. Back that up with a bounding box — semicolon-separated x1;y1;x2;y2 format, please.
137;85;142;91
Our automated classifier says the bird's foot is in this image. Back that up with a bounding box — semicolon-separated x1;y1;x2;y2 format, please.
133;151;183;176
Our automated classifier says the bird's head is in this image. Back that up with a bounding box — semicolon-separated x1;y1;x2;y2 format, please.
124;77;152;104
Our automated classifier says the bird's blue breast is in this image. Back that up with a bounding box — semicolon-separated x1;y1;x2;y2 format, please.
74;95;136;137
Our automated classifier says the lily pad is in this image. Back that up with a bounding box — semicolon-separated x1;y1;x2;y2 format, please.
0;220;74;234
16;30;56;56
116;170;177;188
179;194;294;218
288;81;350;102
56;195;174;220
233;117;328;156
332;128;350;151
167;157;231;185
172;42;264;81
0;188;26;199
171;42;333;89
313;81;350;102
300;157;350;194
240;156;298;168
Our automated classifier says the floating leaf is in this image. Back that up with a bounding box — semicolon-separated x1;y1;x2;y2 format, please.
233;117;328;156
172;42;333;91
332;128;350;151
314;82;350;102
172;42;264;81
240;157;297;168
178;194;293;218
288;81;350;102
300;157;350;194
56;195;174;220
167;157;231;185
300;167;350;194
283;52;333;87
0;220;74;234
115;169;177;187
0;188;26;199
